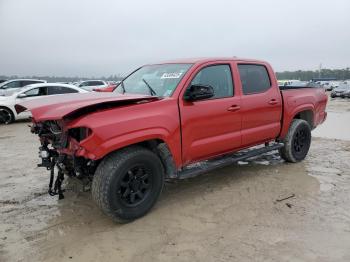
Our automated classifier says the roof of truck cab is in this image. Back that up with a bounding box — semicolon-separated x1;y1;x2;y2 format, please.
153;57;268;65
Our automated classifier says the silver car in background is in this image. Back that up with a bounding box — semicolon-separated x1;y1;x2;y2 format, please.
75;80;109;91
330;81;350;98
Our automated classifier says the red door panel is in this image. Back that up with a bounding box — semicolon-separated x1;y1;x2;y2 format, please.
178;62;242;165
180;97;241;164
240;88;282;146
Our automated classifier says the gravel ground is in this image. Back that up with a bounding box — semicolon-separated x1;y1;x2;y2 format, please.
0;97;350;262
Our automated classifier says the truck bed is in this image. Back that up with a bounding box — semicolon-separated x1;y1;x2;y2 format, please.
279;85;322;90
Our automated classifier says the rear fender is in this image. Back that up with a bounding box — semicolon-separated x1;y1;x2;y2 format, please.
279;104;314;139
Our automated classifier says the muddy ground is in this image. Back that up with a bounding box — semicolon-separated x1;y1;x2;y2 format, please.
1;97;350;262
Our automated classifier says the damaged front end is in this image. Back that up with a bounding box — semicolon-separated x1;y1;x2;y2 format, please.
32;120;97;199
16;93;160;200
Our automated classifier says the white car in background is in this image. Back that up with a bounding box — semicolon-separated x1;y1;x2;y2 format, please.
0;83;88;124
0;79;47;96
76;80;109;91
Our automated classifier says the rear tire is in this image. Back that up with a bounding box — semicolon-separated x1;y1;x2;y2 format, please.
0;107;14;124
92;146;164;223
279;119;312;163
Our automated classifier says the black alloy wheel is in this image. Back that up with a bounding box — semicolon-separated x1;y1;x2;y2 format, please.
292;127;311;160
118;165;152;207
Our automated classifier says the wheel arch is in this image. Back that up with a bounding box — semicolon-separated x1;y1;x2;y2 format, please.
279;105;315;139
293;109;314;129
96;138;178;179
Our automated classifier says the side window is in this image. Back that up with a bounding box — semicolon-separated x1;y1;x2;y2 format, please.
3;81;21;89
87;82;96;86
24;88;38;97
24;87;47;97
21;81;35;87
89;81;104;86
190;64;234;99
48;86;79;95
238;64;271;95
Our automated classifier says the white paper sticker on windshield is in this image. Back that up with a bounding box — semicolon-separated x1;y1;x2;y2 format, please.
161;72;183;79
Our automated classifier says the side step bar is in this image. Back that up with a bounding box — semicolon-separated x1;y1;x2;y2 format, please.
177;143;284;179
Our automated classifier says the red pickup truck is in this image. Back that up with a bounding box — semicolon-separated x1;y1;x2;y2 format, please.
17;58;327;222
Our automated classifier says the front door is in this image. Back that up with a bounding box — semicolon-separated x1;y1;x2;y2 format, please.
179;63;242;165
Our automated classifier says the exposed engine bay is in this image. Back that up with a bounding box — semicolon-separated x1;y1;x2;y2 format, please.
32;120;97;199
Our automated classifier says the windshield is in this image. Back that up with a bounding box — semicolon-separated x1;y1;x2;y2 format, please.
116;63;192;96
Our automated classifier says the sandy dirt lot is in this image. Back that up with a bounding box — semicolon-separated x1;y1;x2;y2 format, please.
1;98;350;262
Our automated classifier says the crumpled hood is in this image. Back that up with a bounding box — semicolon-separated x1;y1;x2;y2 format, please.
16;92;159;122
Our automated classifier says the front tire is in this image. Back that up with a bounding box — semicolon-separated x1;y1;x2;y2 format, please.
279;119;312;163
0;107;14;124
92;146;164;223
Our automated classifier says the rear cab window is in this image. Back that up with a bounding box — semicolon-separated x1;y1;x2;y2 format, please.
238;64;271;95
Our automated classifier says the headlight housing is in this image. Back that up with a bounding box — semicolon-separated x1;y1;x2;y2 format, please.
68;127;92;142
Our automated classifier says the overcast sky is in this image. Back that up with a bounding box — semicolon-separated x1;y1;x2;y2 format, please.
0;0;349;77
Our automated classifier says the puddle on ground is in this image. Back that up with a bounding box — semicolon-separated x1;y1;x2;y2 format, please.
312;111;350;141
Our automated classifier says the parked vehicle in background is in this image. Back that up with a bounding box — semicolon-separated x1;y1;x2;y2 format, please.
107;81;120;86
0;83;87;124
284;80;308;87
307;81;324;88
93;81;120;92
0;79;47;96
76;80;109;91
19;58;328;222
342;88;350;98
326;81;341;91
330;82;350;98
279;81;323;89
277;79;300;86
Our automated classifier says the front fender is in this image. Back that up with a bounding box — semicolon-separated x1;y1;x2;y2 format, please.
78;127;182;167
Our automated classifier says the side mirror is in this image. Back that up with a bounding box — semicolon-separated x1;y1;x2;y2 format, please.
17;93;27;98
184;84;214;101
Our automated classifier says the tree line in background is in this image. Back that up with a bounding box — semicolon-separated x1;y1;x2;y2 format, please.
276;68;350;81
1;68;350;82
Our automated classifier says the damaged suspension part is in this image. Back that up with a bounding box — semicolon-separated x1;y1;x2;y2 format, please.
38;145;65;199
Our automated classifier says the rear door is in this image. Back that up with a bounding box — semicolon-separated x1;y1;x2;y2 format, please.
237;63;282;146
179;63;242;164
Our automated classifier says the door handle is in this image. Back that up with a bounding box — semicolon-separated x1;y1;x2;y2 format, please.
268;99;278;105
227;105;241;112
